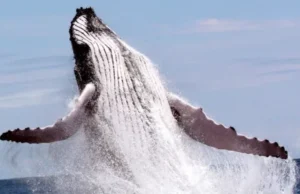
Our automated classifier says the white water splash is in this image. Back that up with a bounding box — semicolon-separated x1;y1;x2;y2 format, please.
0;86;297;194
35;97;295;194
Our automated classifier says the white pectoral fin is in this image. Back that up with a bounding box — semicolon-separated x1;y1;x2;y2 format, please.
168;92;288;159
0;83;96;144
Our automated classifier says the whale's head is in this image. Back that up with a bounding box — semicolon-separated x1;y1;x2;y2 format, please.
69;7;117;94
69;8;169;110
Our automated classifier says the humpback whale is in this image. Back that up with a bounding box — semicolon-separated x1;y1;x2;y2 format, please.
0;7;288;160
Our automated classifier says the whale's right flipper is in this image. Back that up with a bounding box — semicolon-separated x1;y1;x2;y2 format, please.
0;83;96;144
168;93;288;159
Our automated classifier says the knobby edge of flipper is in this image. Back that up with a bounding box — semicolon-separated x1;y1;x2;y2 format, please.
168;93;288;159
0;83;96;144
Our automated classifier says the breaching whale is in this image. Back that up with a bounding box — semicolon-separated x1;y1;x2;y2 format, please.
0;7;288;160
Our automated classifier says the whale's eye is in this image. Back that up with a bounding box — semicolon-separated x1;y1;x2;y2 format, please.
91;18;104;30
171;107;182;124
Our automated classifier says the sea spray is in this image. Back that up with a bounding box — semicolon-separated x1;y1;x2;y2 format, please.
41;100;297;194
0;93;297;193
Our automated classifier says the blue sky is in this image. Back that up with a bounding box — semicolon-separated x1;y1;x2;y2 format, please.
0;0;299;162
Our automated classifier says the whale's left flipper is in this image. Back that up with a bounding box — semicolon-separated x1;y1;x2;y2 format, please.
0;83;96;144
168;93;288;159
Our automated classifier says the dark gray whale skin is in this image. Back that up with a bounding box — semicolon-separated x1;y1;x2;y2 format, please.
0;7;288;160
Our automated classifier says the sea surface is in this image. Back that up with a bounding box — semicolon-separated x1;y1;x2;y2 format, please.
0;159;299;194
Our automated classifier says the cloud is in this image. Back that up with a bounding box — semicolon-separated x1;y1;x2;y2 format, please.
0;68;70;85
256;64;300;76
183;19;299;33
7;56;72;66
0;55;75;109
235;58;300;82
238;57;300;66
0;53;17;60
0;89;61;108
0;55;73;74
0;54;74;85
215;62;300;89
168;59;300;92
0;15;68;37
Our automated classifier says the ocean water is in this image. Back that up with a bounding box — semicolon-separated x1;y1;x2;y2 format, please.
0;159;298;194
